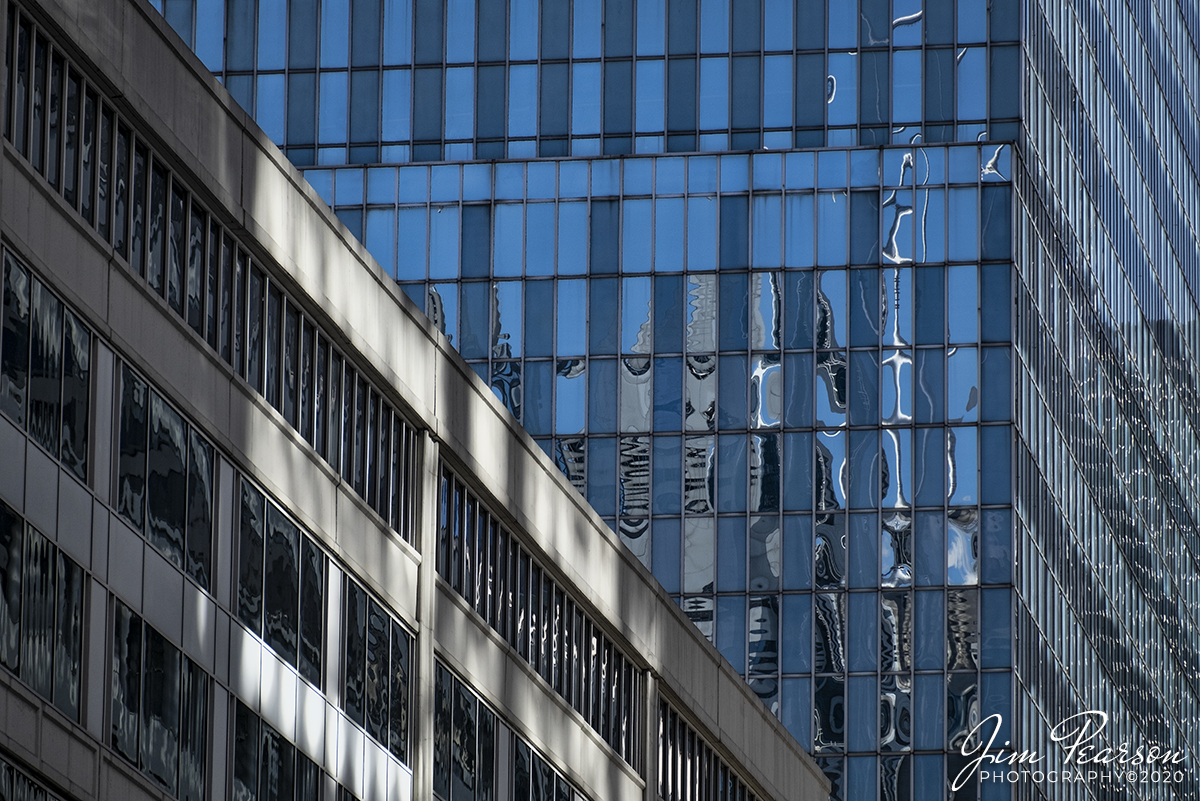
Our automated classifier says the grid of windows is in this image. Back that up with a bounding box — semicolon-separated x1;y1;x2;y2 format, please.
110;597;209;800
658;700;762;801
434;660;593;801
437;463;643;769
2;2;419;544
232;700;337;801
342;574;414;764
0;249;91;482
117;362;217;590
235;476;327;688
151;0;1020;165
0;497;85;723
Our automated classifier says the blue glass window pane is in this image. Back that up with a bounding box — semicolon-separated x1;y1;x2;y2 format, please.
653;275;684;352
781;595;811;671
256;75;285;144
699;0;729;53
979;426;1010;505
651;517;680;590
717;354;747;428
947;346;977;423
948;427;976;505
913;676;943;748
718;434;747;513
636;0;666;56
572;63;602;135
509;0;537;59
635;60;665;133
257;0;287;70
589;278;619;354
956;47;986;120
429;283;457;342
763;55;793;129
699;57;729;130
365;209;397;275
589;360;618;431
558;203;588;274
652;434;681;513
444;68;475;140
828;0;856;48
718;273;748;350
396;208;427;279
687;198;717;270
429;206;461;280
848;429;880;507
495;162;524;199
848;674;876;749
524;360;551;434
946;265;978;343
573;0;602;58
622;200;653;273
782;678;811;746
494;205;523;277
827;53;857;126
508;65;538;138
556;364;586;434
459;282;489;358
783;515;812;590
914;427;943;506
525;205;555;276
383;0;414;64
195;0;225;70
321;0;351;67
587;438;616;514
958;0;987;42
784;193;814;267
398;165;429;202
446;0;475;62
335;169;364;206
893;50;921;124
556;281;587;356
494;281;522;356
654;199;685;271
817;193;848;266
716;596;744;670
763;0;792;50
318;72;348;144
367;168;397;204
849;513;877;589
717;516;746;591
783;431;812;511
621;276;653;353
948;189;978;262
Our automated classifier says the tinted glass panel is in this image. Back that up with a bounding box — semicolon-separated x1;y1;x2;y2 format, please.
179;657;208;801
111;601;142;761
52;552;83;720
118;366;149;529
237;479;266;633
365;598;389;743
147;161;167;295
0;501;21;671
27;278;61;454
147;392;187;569
298;536;323;685
20;526;54;698
1;254;31;425
185;431;213;588
186;202;205;334
389;619;410;760
141;626;181;793
60;309;90;479
344;580;367;725
264;502;300;665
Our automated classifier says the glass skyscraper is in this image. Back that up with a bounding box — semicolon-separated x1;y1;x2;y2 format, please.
150;0;1199;799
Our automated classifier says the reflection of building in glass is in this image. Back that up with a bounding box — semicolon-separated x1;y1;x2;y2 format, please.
0;1;832;800
145;0;1200;799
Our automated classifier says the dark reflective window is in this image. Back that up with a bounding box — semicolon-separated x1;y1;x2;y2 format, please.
233;700;260;800
179;654;208;801
264;502;300;664
259;721;295;801
185;431;213;587
452;677;476;801
283;301;299;426
365;597;389;743
27;278;62;454
53;550;83;719
344;579;367;725
389;618;410;760
113;123;129;257
219;235;233;360
141;626;181;793
130;142;147;275
298;536;324;686
434;663;451;799
12;19;28;155
0;501;21;671
205;221;220;349
248;264;265;391
63;70;79;208
266;283;282;408
148;391;187;569
80;89;96;223
47;53;63;188
1;254;30;425
20;525;54;699
111;600;143;761
186;201;205;334
118;365;149;529
237;478;265;633
147;160;167;294
97;104;112;239
234;250;247;375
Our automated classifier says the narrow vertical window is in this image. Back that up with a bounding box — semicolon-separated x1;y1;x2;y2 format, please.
375;404;391;518
80;89;96;224
179;658;209;801
0;500;22;671
264;502;301;667
283;300;299;427
130;142;147;274
344;579;367;725
27;278;62;454
20;525;55;699
59;309;90;482
62;70;80;208
117;365;149;530
219;236;234;362
298;535;324;686
233;251;248;376
29;35;45;173
205;222;220;349
12;18;28;156
185;431;213;588
451;676;476;801
147;160;167;294
265;282;281;406
365;597;389;743
111;601;143;762
247;264;265;391
237;479;265;633
113;123;130;258
366;389;379;508
353;375;367;495
147;391;187;569
389;620;410;760
186;201;206;334
232;702;259;801
1;253;31;425
329;353;344;470
46;53;63;189
167;183;187;313
315;336;329;457
140;627;181;793
97;105;112;240
433;663;452;799
300;320;314;440
341;365;356;482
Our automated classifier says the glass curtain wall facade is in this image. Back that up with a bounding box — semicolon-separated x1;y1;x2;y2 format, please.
148;0;1200;800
